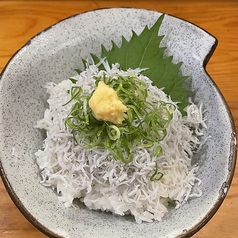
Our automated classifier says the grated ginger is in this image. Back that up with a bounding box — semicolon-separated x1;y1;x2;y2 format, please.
89;81;127;124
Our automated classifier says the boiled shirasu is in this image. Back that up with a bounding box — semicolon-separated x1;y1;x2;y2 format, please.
35;63;206;224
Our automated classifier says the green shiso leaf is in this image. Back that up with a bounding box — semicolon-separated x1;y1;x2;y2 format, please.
81;14;190;113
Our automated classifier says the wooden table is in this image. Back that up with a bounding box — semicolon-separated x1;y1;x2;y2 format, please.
0;1;237;237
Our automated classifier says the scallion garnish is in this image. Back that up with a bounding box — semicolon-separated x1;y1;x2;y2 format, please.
64;73;174;168
150;163;164;181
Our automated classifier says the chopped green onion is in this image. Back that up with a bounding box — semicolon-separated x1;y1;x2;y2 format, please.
64;73;174;165
69;77;78;84
154;145;163;157
150;164;164;181
107;125;121;140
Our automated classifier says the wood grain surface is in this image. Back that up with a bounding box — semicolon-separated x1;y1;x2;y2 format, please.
0;1;237;237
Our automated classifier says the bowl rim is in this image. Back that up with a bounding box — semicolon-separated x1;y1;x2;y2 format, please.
0;7;237;238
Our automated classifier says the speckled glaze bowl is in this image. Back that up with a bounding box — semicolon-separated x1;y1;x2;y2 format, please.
0;8;236;238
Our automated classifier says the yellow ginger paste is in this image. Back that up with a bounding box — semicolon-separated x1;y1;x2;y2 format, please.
89;81;127;124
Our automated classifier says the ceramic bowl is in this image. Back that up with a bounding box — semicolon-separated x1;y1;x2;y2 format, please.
0;8;236;238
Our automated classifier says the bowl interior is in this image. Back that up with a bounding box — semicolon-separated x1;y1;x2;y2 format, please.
0;8;236;238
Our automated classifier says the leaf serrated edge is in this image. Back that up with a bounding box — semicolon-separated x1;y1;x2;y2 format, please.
77;14;191;114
